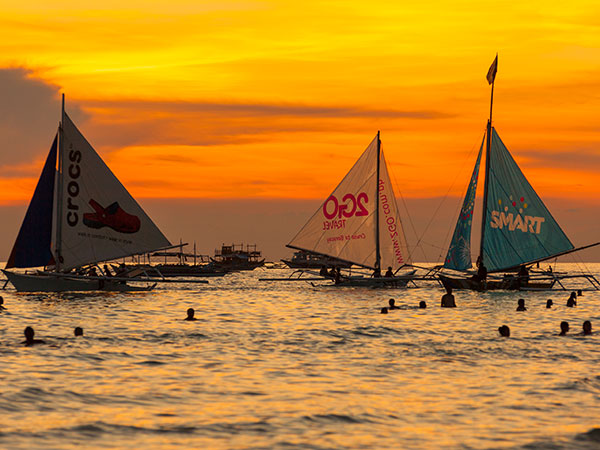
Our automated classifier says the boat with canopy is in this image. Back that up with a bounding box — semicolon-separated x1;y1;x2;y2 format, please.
2;96;202;292
438;56;600;291
282;132;417;287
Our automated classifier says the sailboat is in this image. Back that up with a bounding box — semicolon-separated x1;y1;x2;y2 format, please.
2;95;173;292
286;132;416;287
439;56;600;291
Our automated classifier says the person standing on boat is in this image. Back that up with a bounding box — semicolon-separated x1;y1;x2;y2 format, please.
441;286;456;307
384;266;394;278
319;266;329;277
373;268;381;278
518;265;529;288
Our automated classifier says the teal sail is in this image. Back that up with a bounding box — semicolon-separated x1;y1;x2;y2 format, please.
482;128;574;272
444;138;484;270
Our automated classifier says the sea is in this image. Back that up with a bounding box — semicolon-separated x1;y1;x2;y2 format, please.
1;263;599;450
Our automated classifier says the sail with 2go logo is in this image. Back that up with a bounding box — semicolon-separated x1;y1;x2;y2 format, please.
322;193;369;230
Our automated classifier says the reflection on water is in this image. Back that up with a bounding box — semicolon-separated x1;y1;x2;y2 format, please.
0;264;599;449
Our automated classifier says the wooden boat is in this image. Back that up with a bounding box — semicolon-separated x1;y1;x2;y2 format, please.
286;132;416;288
210;243;265;271
281;250;352;269
438;56;599;291
2;95;175;292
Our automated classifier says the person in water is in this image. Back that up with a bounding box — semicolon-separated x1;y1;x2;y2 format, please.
546;299;553;308
498;325;510;337
384;266;394;278
419;301;427;309
566;292;577;307
380;307;388;314
582;321;592;335
516;299;527;311
441;286;456;307
559;321;569;336
184;308;197;321
577;289;583;297
0;296;6;310
74;327;83;337
22;326;45;346
388;299;399;310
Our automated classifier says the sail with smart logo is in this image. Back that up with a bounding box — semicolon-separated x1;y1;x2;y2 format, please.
287;133;410;272
482;128;573;272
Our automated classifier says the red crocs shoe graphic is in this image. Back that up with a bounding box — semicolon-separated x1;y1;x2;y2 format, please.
83;199;141;234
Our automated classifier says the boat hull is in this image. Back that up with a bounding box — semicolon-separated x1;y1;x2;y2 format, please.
438;274;555;291
2;270;154;293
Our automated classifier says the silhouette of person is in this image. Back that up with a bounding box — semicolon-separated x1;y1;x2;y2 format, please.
441;286;456;307
577;289;583;297
74;327;83;337
319;266;328;277
22;326;45;346
546;299;553;309
103;265;113;277
582;321;592;335
87;267;98;277
419;301;427;309
474;256;487;282
184;308;197;321
388;299;399;310
516;299;527;311
380;307;388;314
581;320;592;336
384;266;394;278
334;267;342;285
518;265;529;285
498;325;510;337
0;296;6;310
566;292;577;307
373;268;381;278
559;321;569;336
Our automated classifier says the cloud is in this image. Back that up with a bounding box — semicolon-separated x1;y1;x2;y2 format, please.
0;68;88;167
81;98;451;149
517;148;600;173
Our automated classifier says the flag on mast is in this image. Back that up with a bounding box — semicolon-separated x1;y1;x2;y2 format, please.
487;55;498;85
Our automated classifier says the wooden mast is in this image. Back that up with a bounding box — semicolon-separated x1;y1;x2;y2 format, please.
479;55;497;266
375;130;381;272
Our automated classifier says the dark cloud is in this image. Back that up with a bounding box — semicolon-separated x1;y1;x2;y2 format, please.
0;68;88;167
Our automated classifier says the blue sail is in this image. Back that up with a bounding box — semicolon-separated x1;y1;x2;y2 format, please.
6;135;57;268
444;138;484;270
482;128;573;272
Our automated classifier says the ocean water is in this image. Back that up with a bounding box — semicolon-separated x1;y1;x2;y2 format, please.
1;263;599;450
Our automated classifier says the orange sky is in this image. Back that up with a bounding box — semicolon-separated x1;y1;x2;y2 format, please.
0;0;599;206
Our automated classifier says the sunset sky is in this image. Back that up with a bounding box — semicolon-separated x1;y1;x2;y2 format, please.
0;0;598;260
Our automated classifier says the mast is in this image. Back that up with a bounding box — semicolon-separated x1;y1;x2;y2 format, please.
479;55;497;265
55;93;65;272
375;130;381;272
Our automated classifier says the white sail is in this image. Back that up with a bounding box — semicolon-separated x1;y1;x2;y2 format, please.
378;150;411;268
288;135;409;270
53;113;171;270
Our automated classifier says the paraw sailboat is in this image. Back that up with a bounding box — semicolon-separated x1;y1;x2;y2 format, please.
438;56;600;291
2;96;174;292
286;132;416;287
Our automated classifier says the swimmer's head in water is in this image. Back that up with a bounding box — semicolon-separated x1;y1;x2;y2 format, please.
419;301;426;309
583;320;592;335
546;299;553;308
498;325;510;337
380;307;388;314
388;299;395;307
560;321;569;334
24;326;34;341
187;308;195;319
74;327;83;337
